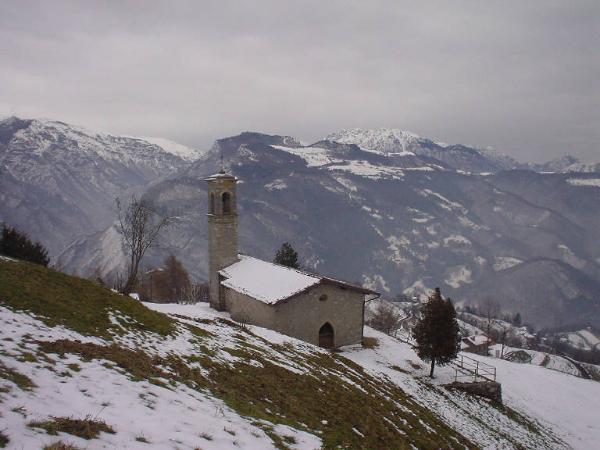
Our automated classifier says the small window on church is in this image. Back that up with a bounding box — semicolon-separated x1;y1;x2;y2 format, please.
222;192;231;214
319;294;328;302
209;193;215;214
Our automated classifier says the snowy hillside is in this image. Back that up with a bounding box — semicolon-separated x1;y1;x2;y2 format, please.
4;258;598;449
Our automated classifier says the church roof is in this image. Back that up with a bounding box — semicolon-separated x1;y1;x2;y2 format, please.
205;170;237;181
219;255;377;305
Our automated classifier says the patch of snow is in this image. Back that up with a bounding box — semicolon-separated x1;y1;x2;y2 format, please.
327;160;405;180
265;179;288;191
331;175;358;192
566;178;600;187
493;256;522;271
443;235;471;246
386;236;411;265
140;136;205;162
444;265;473;288
420;189;466;213
475;256;487;266
362;274;390;293
272;145;339;167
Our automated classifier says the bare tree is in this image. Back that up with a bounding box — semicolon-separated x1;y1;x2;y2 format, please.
366;301;403;336
182;282;209;304
481;296;500;355
116;196;170;295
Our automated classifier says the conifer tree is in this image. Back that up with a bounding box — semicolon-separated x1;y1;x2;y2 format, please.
412;287;460;378
273;242;299;269
512;312;522;327
0;224;49;267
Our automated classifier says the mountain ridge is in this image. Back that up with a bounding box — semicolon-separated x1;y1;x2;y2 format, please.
3;117;600;329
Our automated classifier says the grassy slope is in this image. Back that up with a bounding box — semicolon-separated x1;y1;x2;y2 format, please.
0;259;566;449
0;259;174;338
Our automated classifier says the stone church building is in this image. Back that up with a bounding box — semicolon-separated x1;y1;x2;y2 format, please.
206;170;378;348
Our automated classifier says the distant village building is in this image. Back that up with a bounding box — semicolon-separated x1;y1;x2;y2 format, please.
460;334;494;355
205;170;378;348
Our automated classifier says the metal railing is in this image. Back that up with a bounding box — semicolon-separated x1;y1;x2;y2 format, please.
452;353;496;382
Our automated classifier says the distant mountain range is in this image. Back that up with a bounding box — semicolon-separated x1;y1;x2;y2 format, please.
0;117;204;256
2;116;600;330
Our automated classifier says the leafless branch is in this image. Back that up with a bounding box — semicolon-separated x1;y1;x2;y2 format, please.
116;196;170;295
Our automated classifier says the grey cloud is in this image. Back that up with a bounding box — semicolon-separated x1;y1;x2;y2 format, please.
0;0;598;162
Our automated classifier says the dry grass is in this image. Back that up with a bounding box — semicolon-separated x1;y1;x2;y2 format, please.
28;416;115;440
362;336;379;349
43;441;82;450
0;362;36;391
0;259;175;339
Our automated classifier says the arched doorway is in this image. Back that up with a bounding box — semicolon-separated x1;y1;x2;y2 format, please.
318;322;334;349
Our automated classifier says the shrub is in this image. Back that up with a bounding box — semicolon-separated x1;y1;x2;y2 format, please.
0;430;9;448
28;416;115;440
43;441;81;450
366;302;402;336
362;336;379;349
0;224;49;266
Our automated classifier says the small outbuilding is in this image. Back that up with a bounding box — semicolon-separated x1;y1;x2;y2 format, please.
205;170;378;348
460;334;494;355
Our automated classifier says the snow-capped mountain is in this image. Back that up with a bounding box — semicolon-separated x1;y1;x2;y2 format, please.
139;136;206;162
327;128;430;155
327;128;523;173
0;116;202;255
530;155;600;173
4;118;600;330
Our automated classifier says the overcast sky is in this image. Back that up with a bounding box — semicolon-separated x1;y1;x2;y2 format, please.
1;1;598;162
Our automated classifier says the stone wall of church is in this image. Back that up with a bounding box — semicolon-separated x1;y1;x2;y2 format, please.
274;284;365;347
223;282;365;347
224;287;277;329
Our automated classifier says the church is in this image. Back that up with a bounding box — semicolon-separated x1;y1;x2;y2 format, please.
205;170;379;348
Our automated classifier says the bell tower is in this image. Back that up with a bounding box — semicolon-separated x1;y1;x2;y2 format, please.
205;170;239;310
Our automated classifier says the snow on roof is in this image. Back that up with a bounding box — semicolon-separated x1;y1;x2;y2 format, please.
219;255;320;304
205;171;237;181
462;334;492;346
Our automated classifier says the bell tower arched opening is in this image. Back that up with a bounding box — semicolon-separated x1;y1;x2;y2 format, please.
222;192;231;214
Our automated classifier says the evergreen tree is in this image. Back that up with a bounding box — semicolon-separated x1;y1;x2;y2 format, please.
512;312;522;327
273;242;299;269
412;287;460;378
0;224;49;267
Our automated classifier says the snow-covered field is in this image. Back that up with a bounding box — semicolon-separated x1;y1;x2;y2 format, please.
345;328;599;450
0;304;322;450
2;297;598;449
468;351;600;450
